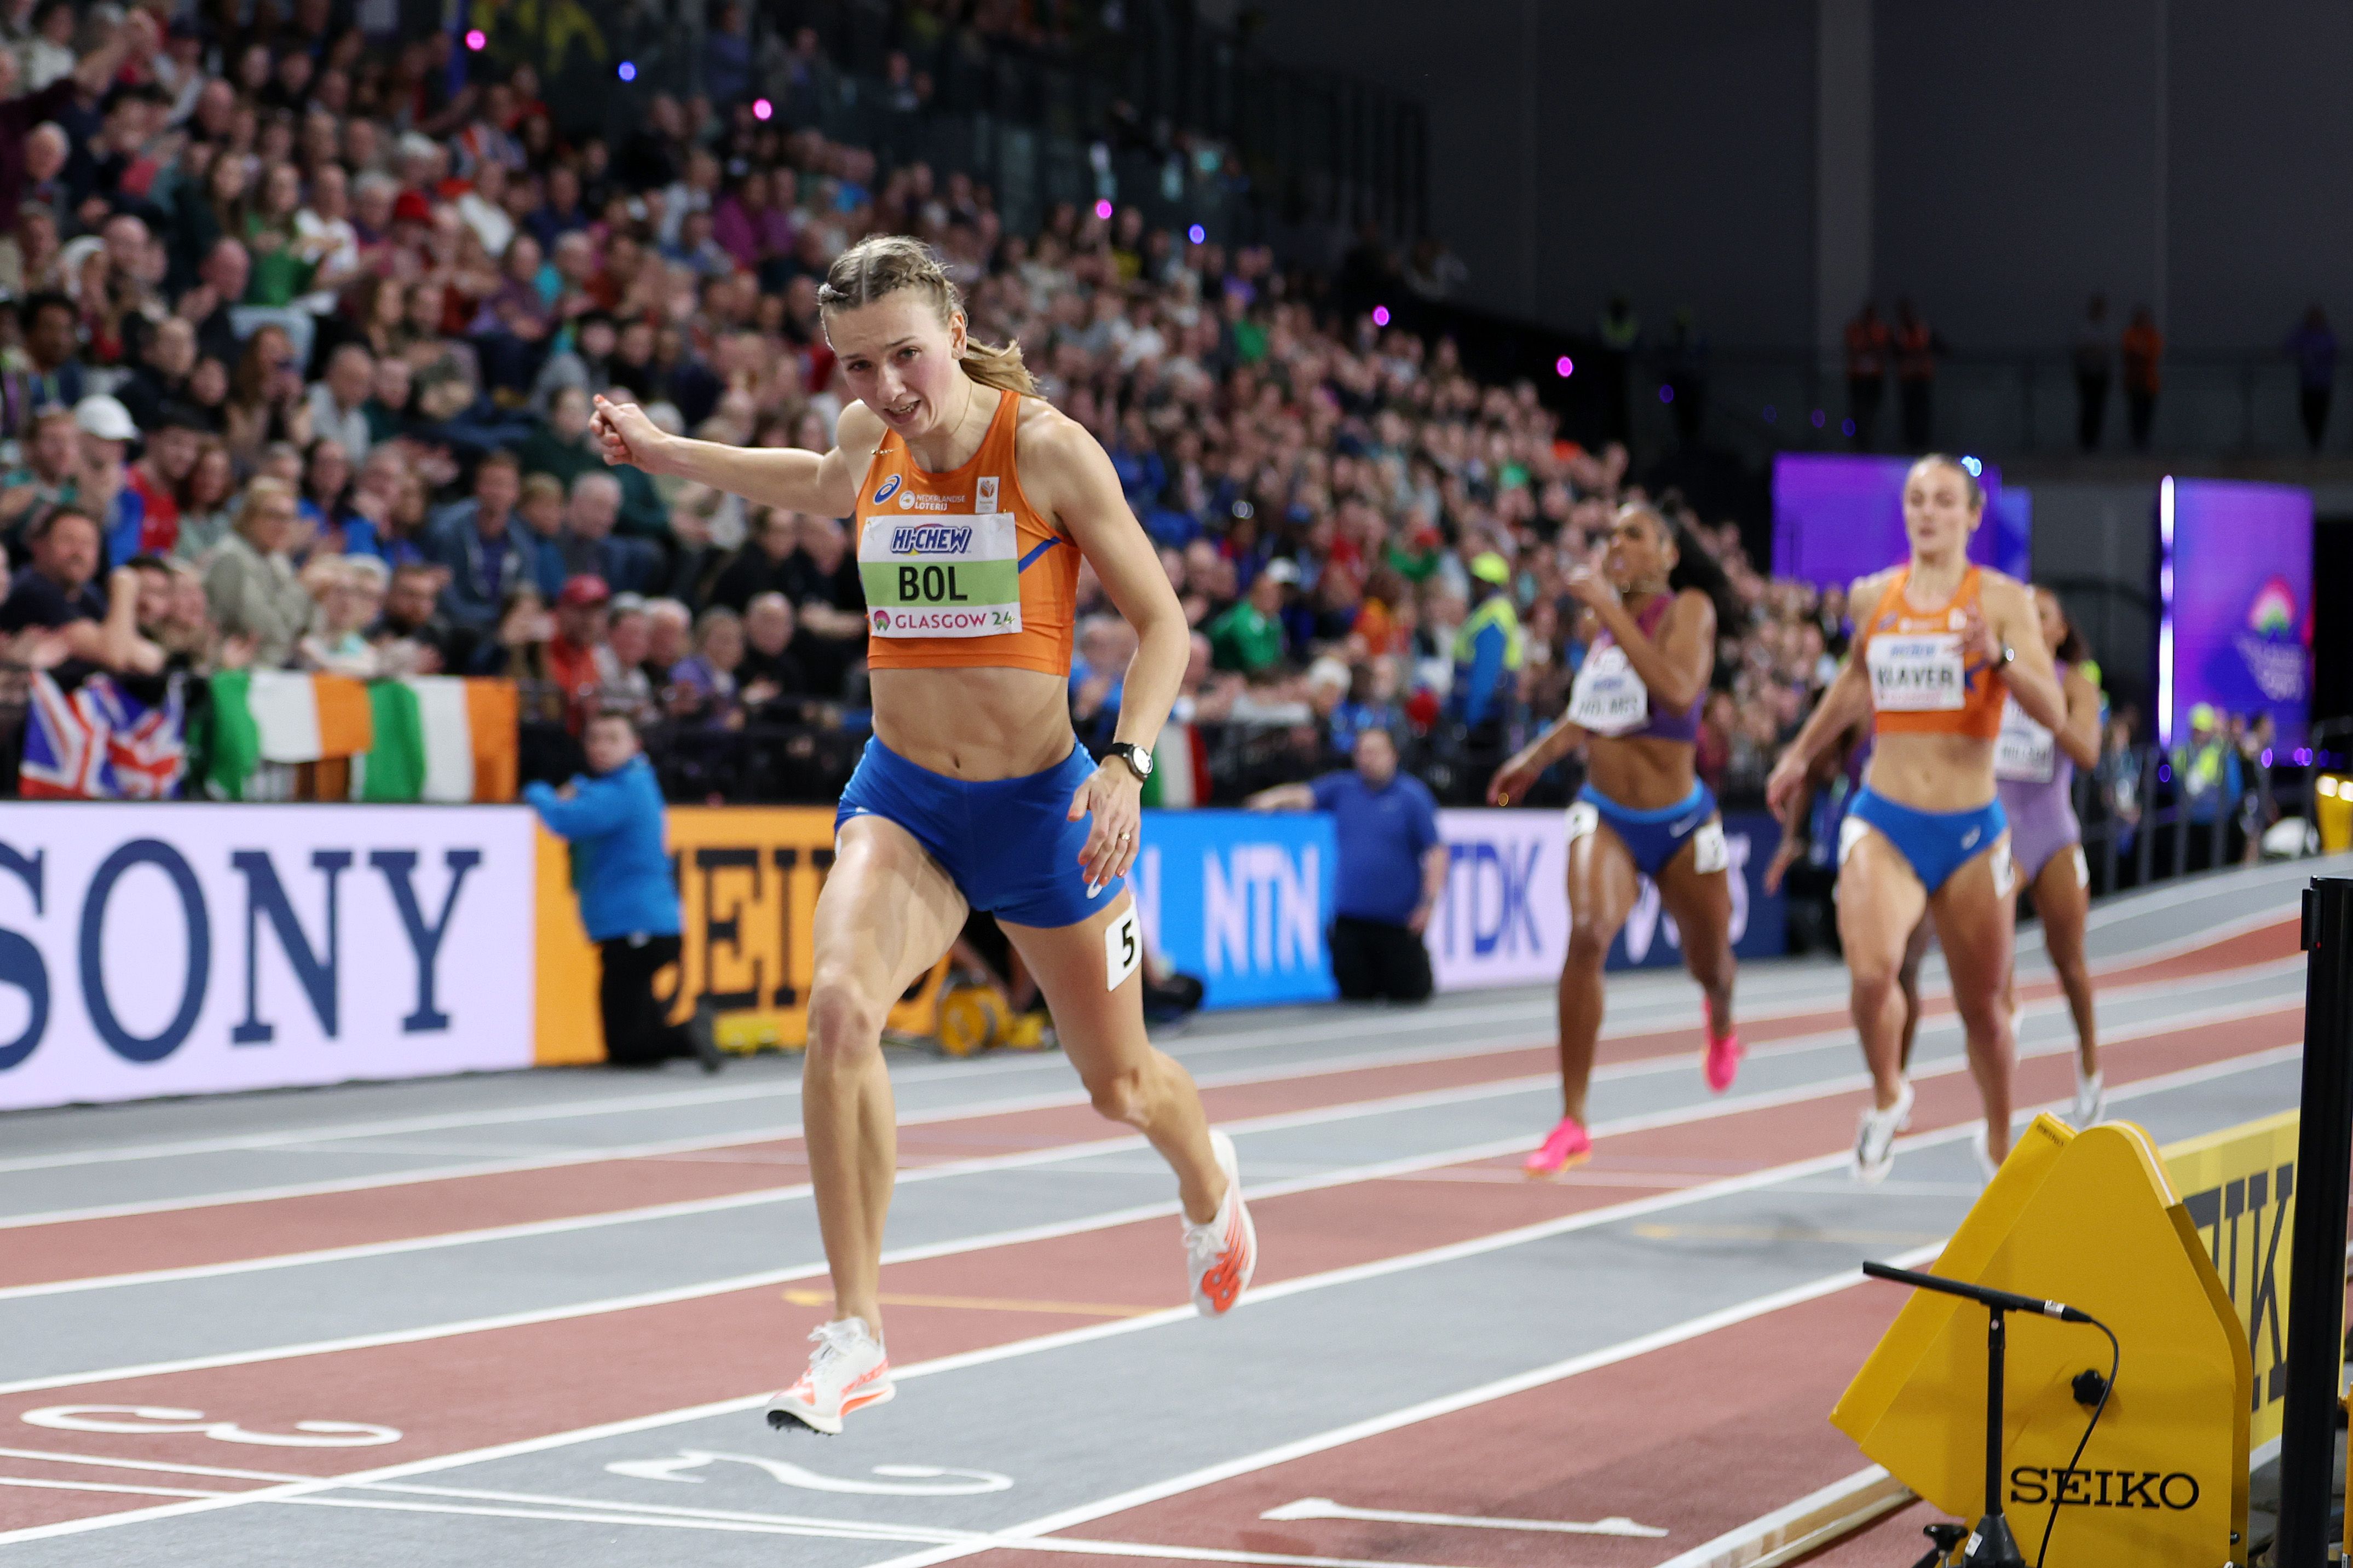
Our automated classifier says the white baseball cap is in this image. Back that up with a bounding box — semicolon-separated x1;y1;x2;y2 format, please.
73;394;138;443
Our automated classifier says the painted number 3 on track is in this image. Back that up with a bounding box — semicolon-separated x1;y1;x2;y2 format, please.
22;1405;403;1448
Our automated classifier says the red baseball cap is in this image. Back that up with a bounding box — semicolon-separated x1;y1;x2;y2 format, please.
558;575;612;607
392;190;432;225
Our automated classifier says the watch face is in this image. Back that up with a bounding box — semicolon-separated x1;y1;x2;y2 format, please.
1121;744;1152;777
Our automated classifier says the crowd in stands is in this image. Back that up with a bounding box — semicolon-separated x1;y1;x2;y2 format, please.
0;0;2281;838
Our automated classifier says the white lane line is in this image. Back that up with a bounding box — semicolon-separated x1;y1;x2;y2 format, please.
0;1039;2294;1553
0;980;2296;1314
1;866;2298;1182
0;1475;228;1500
0;1447;307;1484
1261;1497;1665;1536
0;939;2297;1237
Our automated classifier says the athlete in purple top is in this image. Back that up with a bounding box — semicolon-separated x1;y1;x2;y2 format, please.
1487;502;1741;1176
1995;586;2104;1124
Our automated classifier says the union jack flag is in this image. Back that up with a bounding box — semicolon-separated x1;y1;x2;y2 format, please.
18;670;187;800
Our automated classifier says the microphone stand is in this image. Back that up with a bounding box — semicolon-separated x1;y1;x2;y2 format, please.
1862;1261;2097;1568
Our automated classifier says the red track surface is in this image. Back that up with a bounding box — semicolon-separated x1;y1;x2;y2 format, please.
0;950;2300;1549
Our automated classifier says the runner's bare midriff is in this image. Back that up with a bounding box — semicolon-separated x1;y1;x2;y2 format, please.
1864;730;1998;813
869;665;1079;779
1584;733;1698;811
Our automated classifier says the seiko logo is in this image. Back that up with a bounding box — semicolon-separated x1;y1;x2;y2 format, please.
889;525;974;555
2009;1467;2201;1511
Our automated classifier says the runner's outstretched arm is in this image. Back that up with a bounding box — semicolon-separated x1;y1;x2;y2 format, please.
590;395;878;516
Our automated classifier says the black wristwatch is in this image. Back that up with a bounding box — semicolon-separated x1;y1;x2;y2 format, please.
1105;742;1154;781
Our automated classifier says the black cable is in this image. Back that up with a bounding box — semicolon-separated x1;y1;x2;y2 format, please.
2034;1313;2121;1568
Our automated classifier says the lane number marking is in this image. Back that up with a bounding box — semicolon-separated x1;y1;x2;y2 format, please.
605;1449;1012;1495
23;1405;402;1448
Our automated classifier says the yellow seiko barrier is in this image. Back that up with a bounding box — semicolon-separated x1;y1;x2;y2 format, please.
1833;1113;2300;1565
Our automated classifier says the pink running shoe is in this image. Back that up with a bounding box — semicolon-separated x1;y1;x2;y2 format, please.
1522;1116;1592;1177
1704;1031;1744;1094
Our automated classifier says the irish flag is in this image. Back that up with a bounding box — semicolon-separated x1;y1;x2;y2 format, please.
351;676;518;802
204;672;517;802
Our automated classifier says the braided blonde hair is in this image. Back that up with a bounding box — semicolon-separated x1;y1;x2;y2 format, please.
817;234;1036;396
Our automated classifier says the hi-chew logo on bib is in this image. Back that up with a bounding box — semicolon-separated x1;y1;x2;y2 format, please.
1866;633;1966;710
860;511;1023;638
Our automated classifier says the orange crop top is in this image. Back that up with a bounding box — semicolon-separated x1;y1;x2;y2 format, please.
853;389;1077;677
1854;566;2006;740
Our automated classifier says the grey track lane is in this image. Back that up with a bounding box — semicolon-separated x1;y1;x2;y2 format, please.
0;860;2321;1566
0;1051;2303;1568
0;948;2297;1387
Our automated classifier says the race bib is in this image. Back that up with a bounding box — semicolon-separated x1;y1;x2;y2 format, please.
1565;646;1650;736
858;513;1023;639
1865;632;1966;712
1993;696;2056;783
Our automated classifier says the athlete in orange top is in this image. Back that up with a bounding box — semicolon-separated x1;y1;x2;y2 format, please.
589;235;1254;1436
1767;455;2066;1181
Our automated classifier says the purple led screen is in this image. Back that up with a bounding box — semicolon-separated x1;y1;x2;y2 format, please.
1771;455;2031;589
2164;478;2311;747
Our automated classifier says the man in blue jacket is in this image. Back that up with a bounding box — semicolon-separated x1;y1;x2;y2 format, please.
525;709;720;1070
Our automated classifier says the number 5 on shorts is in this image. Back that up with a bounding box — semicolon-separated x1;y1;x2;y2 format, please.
1106;908;1142;991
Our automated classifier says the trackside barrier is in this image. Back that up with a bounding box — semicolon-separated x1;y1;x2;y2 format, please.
1836;1116;2251;1565
1646;1099;2336;1568
1834;1091;2352;1566
0;801;1791;1099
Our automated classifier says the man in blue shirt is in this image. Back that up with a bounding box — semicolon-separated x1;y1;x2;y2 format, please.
526;710;720;1069
1248;727;1446;1002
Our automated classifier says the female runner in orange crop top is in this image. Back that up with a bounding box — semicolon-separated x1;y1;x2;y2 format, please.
1766;455;2067;1184
589;236;1254;1437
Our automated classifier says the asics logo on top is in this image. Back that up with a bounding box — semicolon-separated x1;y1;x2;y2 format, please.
872;475;902;505
1962;828;1982;849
